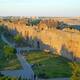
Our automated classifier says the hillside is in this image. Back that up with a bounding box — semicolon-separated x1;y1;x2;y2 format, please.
0;17;80;61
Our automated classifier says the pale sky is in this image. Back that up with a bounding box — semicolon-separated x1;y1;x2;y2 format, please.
0;0;80;16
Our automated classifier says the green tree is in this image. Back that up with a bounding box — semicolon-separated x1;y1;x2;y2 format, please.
3;45;15;59
14;34;22;43
30;19;41;26
0;25;5;33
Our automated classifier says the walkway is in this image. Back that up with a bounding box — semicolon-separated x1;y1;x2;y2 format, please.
1;34;38;52
1;34;15;48
1;34;34;80
16;54;34;79
0;54;34;80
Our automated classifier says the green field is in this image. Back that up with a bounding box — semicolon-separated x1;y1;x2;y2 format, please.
25;51;73;78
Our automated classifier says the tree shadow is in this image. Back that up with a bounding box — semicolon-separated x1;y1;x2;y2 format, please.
60;44;80;62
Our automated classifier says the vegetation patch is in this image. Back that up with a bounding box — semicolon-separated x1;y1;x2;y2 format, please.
24;51;75;78
0;36;21;70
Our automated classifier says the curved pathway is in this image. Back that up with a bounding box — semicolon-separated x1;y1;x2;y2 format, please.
16;54;34;80
1;34;38;52
1;54;34;80
1;34;15;48
1;34;34;80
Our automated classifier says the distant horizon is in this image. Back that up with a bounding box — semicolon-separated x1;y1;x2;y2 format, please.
0;0;80;16
0;15;80;18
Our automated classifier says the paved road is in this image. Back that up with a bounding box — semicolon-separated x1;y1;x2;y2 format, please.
1;34;34;80
0;54;34;80
1;70;23;78
1;34;38;52
16;47;39;54
1;34;15;48
16;54;34;80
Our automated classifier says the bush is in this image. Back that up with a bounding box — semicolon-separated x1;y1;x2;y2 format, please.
71;62;80;80
13;34;22;43
38;72;48;78
3;45;15;59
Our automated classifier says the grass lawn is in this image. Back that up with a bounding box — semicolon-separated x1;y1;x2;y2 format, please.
24;51;73;78
0;54;21;70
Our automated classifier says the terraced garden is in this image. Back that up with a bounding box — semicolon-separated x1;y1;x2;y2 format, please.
24;51;74;78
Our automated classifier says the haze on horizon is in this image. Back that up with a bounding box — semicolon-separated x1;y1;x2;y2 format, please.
0;0;80;17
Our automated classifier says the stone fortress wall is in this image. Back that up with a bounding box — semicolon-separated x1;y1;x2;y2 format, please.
1;20;80;61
